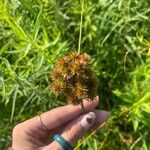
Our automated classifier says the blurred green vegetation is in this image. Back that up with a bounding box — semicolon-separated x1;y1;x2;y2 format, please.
0;0;150;149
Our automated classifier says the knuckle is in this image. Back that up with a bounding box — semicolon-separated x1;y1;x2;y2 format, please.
12;123;23;136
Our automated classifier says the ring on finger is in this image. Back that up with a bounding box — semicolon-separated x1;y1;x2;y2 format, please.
37;115;49;131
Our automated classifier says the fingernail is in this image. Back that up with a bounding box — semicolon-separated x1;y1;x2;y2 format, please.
93;95;99;101
81;112;96;130
95;96;99;100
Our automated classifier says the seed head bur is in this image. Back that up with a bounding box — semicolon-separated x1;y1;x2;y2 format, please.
50;52;99;112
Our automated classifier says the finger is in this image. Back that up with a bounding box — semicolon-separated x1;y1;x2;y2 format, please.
44;112;96;150
91;110;110;130
21;96;99;134
39;97;99;130
44;110;109;149
48;110;110;143
62;112;96;146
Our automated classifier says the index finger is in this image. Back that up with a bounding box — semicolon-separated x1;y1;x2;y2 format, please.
23;96;99;132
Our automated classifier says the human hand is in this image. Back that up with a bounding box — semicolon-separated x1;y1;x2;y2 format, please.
11;96;110;150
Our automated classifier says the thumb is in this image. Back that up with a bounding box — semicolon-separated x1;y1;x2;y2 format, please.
45;112;96;150
61;112;96;146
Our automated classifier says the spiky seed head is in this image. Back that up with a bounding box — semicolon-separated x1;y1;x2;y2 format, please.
51;81;62;95
50;52;99;105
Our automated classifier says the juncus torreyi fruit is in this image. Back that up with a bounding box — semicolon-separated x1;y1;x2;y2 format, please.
50;52;99;105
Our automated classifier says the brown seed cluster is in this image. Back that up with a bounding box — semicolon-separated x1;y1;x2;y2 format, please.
50;52;99;105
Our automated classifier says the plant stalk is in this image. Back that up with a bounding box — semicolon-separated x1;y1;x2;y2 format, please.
78;0;84;54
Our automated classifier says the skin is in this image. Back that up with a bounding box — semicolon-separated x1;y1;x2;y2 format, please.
11;97;110;150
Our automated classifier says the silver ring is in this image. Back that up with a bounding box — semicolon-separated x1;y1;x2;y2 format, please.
37;115;49;131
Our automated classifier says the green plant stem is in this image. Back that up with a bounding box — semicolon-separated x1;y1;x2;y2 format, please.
78;0;84;54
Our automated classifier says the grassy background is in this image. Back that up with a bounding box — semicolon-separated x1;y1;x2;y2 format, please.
0;0;150;149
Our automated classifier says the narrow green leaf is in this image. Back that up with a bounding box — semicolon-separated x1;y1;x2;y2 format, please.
11;85;19;122
33;6;43;40
101;19;124;46
0;40;11;55
18;92;35;116
6;17;29;41
0;77;5;103
133;120;139;132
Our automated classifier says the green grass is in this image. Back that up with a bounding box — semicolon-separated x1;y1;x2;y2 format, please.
0;0;150;149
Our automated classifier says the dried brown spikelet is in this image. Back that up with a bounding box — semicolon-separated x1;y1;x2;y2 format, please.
50;52;99;105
